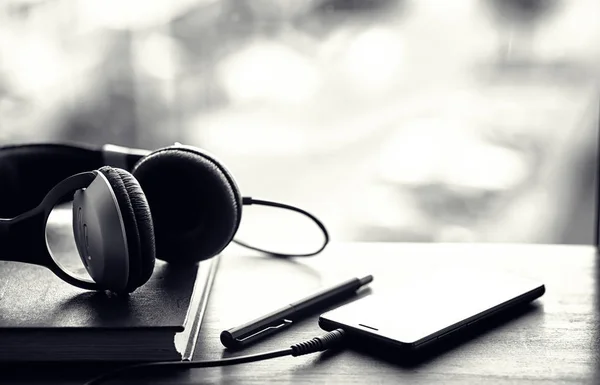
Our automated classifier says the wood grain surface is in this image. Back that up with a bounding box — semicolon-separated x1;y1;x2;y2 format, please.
3;242;599;384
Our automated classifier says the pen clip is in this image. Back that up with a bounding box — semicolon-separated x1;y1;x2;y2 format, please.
236;319;293;345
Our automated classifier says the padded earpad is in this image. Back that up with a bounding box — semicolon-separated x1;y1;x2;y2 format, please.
131;145;242;263
98;166;156;292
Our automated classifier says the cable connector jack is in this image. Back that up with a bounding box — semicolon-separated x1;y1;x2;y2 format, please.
290;328;346;357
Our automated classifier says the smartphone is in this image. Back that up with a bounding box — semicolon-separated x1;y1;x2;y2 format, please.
319;268;545;351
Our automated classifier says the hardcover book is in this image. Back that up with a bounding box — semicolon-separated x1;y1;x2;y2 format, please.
0;254;219;362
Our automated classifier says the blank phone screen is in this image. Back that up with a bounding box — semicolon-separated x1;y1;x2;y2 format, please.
320;269;544;345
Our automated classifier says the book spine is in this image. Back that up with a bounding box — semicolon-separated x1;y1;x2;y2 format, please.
174;254;221;361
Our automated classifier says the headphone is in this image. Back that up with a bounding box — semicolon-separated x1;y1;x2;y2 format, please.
0;142;329;294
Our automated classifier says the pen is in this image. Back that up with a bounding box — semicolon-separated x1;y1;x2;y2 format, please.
220;275;373;349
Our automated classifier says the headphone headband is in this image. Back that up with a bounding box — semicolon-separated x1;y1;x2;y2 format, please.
0;143;148;217
0;171;102;290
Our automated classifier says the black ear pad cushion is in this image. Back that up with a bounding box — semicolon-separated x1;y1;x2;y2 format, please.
98;166;156;292
131;145;241;264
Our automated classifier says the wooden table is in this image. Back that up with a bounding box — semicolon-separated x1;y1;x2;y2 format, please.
5;242;599;384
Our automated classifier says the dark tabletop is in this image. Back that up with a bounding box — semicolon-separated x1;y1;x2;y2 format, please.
4;242;599;384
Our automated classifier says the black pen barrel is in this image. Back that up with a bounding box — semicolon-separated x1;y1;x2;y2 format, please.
220;275;373;349
225;305;294;338
290;278;363;316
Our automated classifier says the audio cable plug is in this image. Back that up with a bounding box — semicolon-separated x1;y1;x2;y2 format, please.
290;328;346;356
84;328;347;385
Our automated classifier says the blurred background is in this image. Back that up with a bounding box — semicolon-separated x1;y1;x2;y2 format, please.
2;0;600;248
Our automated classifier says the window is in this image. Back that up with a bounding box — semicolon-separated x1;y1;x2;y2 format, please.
1;0;598;245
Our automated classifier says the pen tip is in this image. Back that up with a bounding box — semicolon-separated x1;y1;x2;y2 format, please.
359;275;374;285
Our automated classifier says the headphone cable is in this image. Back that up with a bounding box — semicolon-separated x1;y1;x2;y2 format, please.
235;197;330;258
83;328;346;385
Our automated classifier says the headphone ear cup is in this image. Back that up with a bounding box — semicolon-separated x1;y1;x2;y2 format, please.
131;145;242;264
98;166;156;292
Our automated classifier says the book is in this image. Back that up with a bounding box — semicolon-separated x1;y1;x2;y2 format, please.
0;253;220;362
